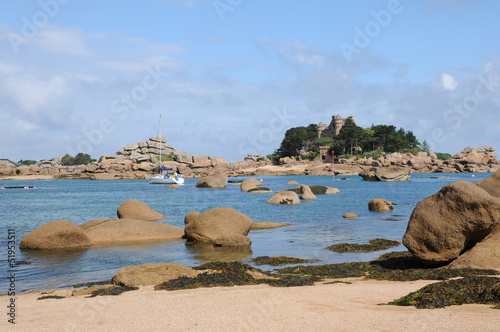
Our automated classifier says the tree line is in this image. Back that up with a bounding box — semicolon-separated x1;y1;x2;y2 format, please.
271;118;433;160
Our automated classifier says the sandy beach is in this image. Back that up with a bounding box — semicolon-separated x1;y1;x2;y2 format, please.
3;278;499;331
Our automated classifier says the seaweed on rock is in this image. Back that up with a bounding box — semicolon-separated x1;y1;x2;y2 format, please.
325;239;401;253
277;252;499;282
88;286;138;297
287;186;329;195
388;276;500;309
155;261;319;291
37;295;65;300
252;256;317;266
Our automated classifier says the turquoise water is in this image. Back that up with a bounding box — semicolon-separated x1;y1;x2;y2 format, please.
0;173;490;292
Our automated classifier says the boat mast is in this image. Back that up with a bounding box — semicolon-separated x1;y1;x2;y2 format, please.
158;114;162;171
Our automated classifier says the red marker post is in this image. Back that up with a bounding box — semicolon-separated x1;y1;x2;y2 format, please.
332;150;335;181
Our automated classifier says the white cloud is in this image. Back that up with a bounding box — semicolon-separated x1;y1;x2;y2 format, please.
276;41;325;67
441;73;458;90
33;25;93;57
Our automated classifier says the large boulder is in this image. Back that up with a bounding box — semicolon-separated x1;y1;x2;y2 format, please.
446;225;500;271
81;218;184;244
112;263;200;287
20;220;92;250
298;185;317;200
196;172;228;188
116;199;165;221
266;191;300;205
240;178;261;192
368;199;394;212
184;207;252;246
184;212;200;225
359;167;411;181
402;180;500;266
475;169;500;197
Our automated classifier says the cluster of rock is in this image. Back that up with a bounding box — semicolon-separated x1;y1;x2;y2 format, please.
403;170;500;271
359;167;412;181
86;136;229;180
19;200;184;250
20;196;290;250
337;147;499;174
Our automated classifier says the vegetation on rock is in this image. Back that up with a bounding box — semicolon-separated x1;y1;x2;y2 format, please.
252;256;317;266
325;239;401;253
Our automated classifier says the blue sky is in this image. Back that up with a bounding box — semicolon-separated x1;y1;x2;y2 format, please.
1;0;499;162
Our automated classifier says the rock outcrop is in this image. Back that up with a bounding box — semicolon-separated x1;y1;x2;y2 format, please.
475;169;500;197
112;263;200;287
116;199;165;221
81;218;184;245
266;191;300;205
368;199;394;212
359;167;411;181
184;212;201;225
184;207;253;247
19;220;92;250
343;213;359;218
240;178;261;192
298;185;317;200
196;172;228;188
402;180;500;266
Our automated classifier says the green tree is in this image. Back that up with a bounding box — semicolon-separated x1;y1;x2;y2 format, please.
277;124;317;157
74;153;92;165
17;159;37;166
336;118;364;155
61;154;75;166
421;140;430;151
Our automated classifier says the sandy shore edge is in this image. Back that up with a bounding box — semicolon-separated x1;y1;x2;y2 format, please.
2;278;499;331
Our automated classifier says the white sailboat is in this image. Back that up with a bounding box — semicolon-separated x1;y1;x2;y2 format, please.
149;115;185;185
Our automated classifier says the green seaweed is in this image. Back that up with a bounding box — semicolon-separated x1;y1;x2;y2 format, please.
71;280;111;288
252;256;317;266
287;186;329;194
324;281;352;285
88;286;138;297
248;187;271;193
388;277;500;309
277;251;498;282
37;295;65;300
325;238;400;253
155;261;318;291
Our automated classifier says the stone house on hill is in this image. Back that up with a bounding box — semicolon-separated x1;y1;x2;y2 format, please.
316;114;354;163
317;115;354;138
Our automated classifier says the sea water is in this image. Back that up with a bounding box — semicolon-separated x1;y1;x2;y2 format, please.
0;172;490;292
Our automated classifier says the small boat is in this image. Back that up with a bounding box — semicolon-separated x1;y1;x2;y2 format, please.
149;115;184;185
150;167;184;184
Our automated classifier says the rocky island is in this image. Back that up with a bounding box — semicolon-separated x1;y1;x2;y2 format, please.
0;138;498;181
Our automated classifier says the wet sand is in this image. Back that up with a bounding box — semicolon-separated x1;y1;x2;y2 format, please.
3;278;499;331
